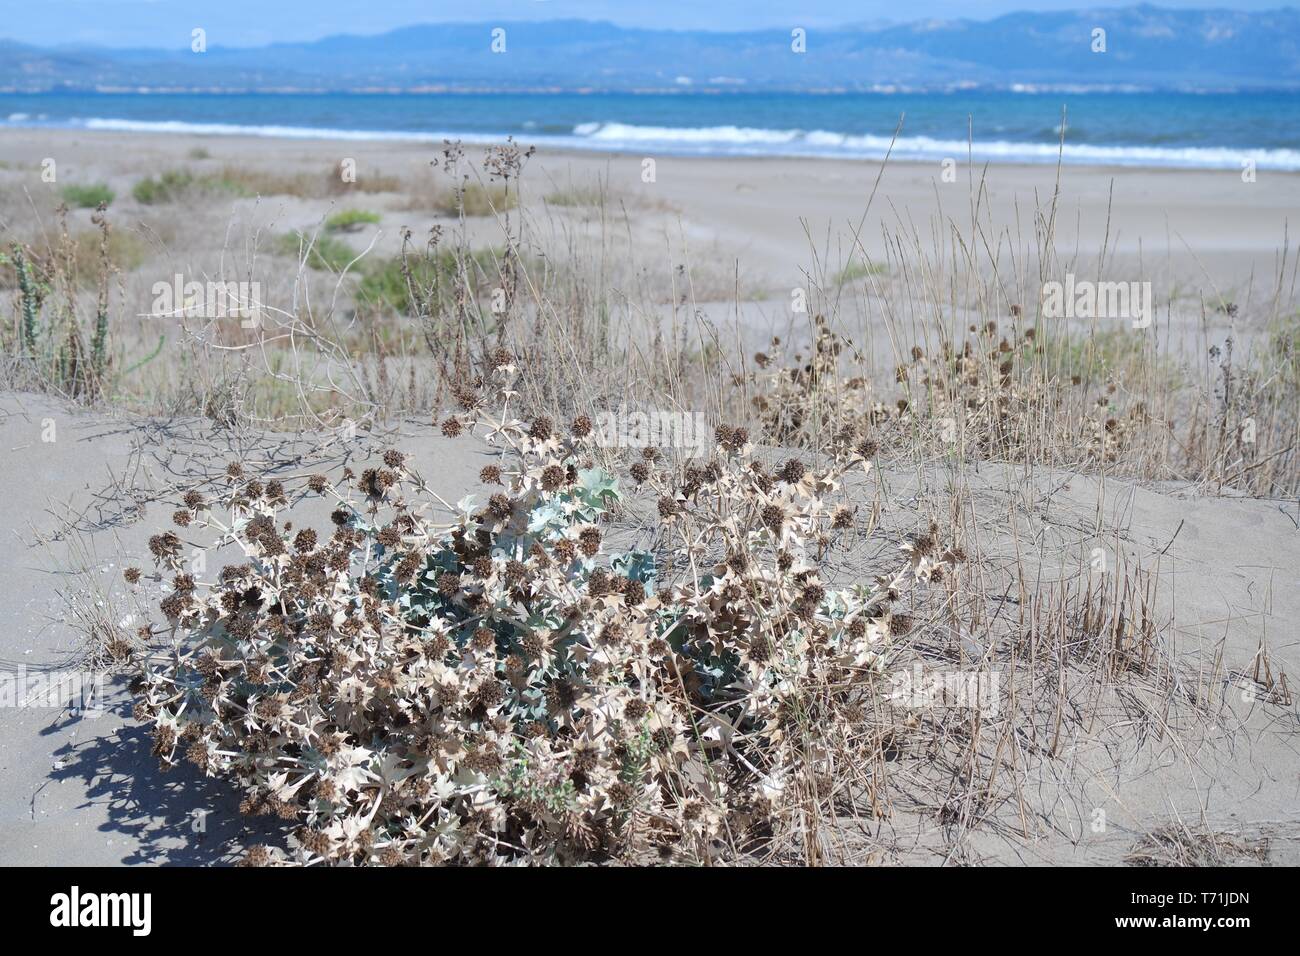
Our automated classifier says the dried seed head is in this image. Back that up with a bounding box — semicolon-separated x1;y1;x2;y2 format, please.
777;459;806;483
578;526;602;557
624;579;646;606
761;504;785;533
541;464;565;491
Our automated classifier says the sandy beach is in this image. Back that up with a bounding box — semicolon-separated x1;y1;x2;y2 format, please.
3;127;1297;286
3;124;1299;867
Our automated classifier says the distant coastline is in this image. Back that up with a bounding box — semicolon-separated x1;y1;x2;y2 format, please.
2;9;1298;93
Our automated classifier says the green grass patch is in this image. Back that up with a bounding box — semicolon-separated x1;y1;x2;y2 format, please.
1040;326;1180;390
133;169;250;205
275;233;358;273
833;260;886;286
325;209;381;232
434;184;516;218
545;184;604;208
62;183;115;208
357;248;503;314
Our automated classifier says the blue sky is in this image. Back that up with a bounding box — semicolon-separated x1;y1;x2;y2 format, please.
0;0;1286;48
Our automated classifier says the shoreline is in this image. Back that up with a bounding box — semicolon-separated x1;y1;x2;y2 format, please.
5;124;1300;178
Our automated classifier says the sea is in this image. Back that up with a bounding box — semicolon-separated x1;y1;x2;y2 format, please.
3;90;1300;170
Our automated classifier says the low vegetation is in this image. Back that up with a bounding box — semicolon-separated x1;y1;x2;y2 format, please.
325;209;381;232
5;140;1296;866
61;182;115;208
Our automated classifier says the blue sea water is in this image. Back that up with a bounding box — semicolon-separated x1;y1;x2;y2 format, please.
3;91;1299;170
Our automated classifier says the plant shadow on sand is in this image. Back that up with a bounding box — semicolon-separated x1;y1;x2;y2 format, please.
44;678;288;865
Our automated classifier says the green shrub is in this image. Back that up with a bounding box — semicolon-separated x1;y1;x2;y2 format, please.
357;248;501;314
325;209;381;233
62;183;114;208
133;169;248;205
275;233;357;273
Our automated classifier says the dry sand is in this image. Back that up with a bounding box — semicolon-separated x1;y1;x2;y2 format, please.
2;387;1297;865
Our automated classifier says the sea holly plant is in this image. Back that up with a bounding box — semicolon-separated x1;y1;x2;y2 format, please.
133;351;959;865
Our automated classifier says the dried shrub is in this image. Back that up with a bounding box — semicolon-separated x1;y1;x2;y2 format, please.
133;359;953;865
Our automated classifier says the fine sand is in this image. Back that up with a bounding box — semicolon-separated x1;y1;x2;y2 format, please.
3;388;1298;865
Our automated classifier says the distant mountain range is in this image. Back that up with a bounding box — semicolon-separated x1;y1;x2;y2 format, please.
2;5;1298;93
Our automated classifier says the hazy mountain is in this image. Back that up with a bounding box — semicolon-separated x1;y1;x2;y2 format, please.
1;6;1297;92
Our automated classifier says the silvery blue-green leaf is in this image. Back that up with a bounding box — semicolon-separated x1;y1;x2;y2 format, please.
612;549;658;584
576;467;620;506
527;500;566;533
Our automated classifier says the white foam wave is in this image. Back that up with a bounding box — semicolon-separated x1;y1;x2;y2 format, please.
3;114;1297;171
572;122;1300;170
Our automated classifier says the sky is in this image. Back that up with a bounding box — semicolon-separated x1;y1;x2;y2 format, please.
0;0;1288;48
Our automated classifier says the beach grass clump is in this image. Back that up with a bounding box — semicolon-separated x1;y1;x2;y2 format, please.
1;209;117;399
545;184;605;208
133;170;205;205
357;247;502;315
132;356;955;865
435;183;516;218
325;209;381;233
325;165;404;195
61;183;115;208
134;164;405;202
832;259;886;286
132;168;265;205
274;232;357;273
